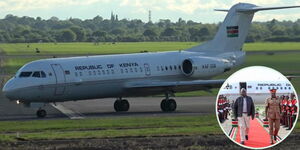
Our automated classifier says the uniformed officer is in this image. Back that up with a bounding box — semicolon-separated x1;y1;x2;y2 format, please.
279;95;285;125
288;93;298;130
224;97;229;120
284;95;290;128
218;95;225;123
265;89;281;144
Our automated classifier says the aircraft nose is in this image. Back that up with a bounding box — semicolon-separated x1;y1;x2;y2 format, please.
2;78;18;100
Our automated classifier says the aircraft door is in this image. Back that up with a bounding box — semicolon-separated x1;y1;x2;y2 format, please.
144;63;151;76
51;64;66;95
239;82;247;91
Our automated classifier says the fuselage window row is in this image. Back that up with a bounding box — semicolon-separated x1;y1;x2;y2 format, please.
74;69;116;77
157;65;181;72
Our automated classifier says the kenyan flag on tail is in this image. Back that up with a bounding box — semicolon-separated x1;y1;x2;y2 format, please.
227;26;239;37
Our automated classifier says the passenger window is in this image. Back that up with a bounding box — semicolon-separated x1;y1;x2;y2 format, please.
98;70;101;75
41;71;46;78
130;68;133;73
19;72;32;77
65;70;70;75
174;65;177;70
134;68;138;72
102;70;106;75
111;69;114;74
32;71;41;78
75;72;78;77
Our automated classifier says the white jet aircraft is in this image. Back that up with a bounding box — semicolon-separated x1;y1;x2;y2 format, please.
3;3;300;117
220;81;295;103
218;66;297;104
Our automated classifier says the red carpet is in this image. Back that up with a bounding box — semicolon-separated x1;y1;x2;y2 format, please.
235;118;271;148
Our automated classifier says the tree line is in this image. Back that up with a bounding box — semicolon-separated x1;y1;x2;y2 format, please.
1;14;300;43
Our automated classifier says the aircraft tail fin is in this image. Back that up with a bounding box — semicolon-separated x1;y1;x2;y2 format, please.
187;3;300;52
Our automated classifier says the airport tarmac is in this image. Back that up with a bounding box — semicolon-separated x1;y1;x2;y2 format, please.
0;94;216;120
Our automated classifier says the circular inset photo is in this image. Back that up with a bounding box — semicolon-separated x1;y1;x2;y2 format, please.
216;66;298;149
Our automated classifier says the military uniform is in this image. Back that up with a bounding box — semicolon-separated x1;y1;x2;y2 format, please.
289;96;298;129
280;96;285;125
284;96;290;128
286;99;292;130
265;90;281;144
217;96;225;123
282;97;288;127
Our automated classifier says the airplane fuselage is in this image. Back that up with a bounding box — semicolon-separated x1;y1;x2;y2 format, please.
3;50;244;103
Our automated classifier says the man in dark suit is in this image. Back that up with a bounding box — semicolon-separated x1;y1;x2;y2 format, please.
234;88;255;145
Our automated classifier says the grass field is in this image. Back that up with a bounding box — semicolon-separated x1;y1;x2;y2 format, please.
0;115;298;142
1;42;300;55
0;115;221;142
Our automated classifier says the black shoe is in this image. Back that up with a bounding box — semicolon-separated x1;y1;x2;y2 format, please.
245;135;248;140
286;128;291;130
240;141;245;145
274;135;276;141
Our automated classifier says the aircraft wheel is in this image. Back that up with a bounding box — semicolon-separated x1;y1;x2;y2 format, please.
167;99;177;112
120;99;130;111
114;100;121;112
161;99;177;112
160;99;168;112
114;99;130;112
36;109;47;118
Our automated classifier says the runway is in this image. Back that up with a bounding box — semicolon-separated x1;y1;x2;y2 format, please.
0;94;216;121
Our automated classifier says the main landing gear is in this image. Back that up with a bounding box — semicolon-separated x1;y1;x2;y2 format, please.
36;108;47;118
114;98;130;112
160;93;177;112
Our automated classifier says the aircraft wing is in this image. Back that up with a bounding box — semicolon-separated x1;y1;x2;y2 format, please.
124;79;225;94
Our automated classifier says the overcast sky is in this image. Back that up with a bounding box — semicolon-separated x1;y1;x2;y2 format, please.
1;0;300;23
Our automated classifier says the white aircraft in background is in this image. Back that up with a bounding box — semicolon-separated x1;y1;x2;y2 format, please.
218;66;297;104
220;81;295;104
3;3;300;118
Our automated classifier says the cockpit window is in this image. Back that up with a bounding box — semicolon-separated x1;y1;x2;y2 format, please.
32;71;47;78
19;71;46;78
41;71;46;78
32;71;41;78
19;72;32;77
